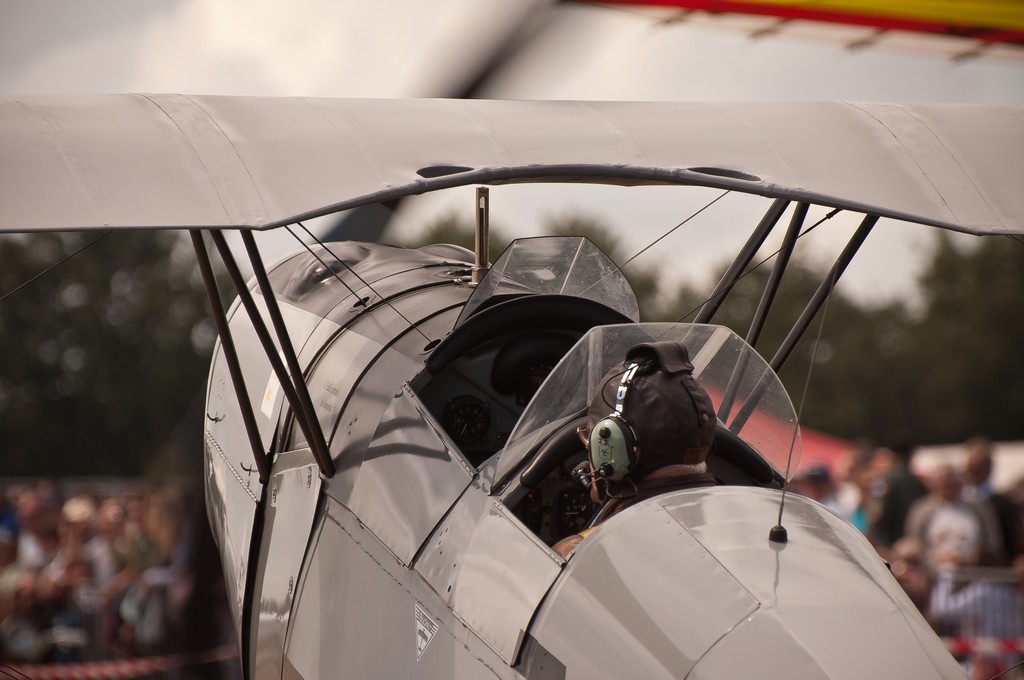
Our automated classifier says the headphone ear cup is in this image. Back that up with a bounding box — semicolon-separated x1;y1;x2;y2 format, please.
589;416;639;482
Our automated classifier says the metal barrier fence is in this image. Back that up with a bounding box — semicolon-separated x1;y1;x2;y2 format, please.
929;566;1024;679
5;644;238;680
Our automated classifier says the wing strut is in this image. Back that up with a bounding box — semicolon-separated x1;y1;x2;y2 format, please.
717;203;808;423
211;231;336;478
769;213;877;373
726;212;876;436
190;230;271;484
694;198;789;324
746;202;807;348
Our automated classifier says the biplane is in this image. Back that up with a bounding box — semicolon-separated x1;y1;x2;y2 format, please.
2;96;1022;678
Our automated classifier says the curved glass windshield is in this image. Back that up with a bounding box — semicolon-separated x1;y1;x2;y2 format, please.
455;236;639;326
487;323;801;488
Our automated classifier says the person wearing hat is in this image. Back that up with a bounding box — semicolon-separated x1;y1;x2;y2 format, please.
552;340;719;559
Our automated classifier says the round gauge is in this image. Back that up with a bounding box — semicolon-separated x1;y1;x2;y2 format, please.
515;360;557;405
555;488;598;536
442;395;491;446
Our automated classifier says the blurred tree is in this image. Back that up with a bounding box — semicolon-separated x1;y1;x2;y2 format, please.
904;234;1024;443
655;234;1024;446
0;231;215;476
654;255;916;442
4;220;1020;480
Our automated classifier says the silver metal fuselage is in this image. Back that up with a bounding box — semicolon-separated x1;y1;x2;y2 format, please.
204;241;963;679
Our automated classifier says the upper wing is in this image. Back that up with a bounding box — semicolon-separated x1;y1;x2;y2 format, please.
2;95;1022;234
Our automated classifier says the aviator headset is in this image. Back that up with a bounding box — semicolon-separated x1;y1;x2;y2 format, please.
587;360;643;482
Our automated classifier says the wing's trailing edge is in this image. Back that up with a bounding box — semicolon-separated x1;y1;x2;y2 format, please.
2;95;1022;235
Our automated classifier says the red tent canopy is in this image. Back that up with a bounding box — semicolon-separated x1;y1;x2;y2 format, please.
798;426;855;476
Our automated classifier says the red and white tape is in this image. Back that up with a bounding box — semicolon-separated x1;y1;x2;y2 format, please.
7;644;237;680
943;637;1024;656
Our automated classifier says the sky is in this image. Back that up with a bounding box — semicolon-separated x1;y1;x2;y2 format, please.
3;0;1023;306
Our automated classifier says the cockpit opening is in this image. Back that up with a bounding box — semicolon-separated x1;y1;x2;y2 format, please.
414;236;638;469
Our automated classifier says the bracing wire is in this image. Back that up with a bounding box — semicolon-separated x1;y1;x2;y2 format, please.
989;658;1024;680
619;190;730;270
576;189;731;303
673;208;841;324
775;265;837;530
284;195;839;349
287;222;434;344
0;231;111;304
283;224;365;302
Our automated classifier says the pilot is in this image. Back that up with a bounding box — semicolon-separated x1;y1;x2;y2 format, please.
553;340;719;559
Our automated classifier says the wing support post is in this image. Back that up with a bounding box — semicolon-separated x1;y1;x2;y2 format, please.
746;202;807;348
190;230;271;484
725;212;877;436
718;203;808;423
236;232;336;477
694;198;789;324
769;213;877;373
214;230;336;478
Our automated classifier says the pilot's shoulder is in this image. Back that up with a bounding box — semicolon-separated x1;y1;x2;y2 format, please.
552;527;597;559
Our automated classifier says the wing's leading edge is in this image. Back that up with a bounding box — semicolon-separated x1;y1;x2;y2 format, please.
2;95;1022;235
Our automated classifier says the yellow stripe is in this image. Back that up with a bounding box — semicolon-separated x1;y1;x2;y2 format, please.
739;0;1024;32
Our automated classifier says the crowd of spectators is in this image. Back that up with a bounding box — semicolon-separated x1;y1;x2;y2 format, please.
0;480;230;667
5;440;1023;676
791;436;1024;679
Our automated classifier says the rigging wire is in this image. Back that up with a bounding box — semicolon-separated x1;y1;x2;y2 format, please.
989;658;1024;680
673;207;841;323
615;193;841;536
0;231;111;305
283;224;365;302
773;265;837;538
288;222;434;344
619;190;730;270
575;189;731;304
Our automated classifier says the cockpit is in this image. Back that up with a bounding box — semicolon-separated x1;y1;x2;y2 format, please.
414;237;638;468
408;236;798;549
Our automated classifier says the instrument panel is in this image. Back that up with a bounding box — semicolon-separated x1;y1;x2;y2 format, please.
511;451;600;546
417;331;577;470
442;394;491;449
416;327;601;546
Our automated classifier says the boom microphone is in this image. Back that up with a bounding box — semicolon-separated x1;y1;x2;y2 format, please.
570;461;593;487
